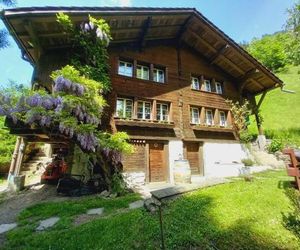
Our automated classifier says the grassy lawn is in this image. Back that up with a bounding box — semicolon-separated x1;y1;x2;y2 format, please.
249;65;300;146
2;170;300;250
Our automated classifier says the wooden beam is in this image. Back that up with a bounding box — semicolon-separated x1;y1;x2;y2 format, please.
209;44;230;65
238;68;260;94
188;29;245;74
257;91;267;110
139;16;152;50
23;20;43;60
176;14;194;47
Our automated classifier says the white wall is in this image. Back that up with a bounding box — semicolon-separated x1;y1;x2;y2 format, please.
203;142;250;177
168;140;184;184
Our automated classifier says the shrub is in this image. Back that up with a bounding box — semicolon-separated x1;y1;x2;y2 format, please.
267;139;284;153
239;130;254;143
241;158;254;166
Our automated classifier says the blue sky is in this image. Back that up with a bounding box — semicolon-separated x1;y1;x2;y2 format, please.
0;0;297;87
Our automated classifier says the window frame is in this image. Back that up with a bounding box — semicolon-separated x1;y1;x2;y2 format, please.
156;102;169;122
137;101;152;120
205;109;214;126
136;64;150;80
215;82;223;94
204;80;212;92
190;107;200;124
191;77;200;90
219;111;227;127
118;60;133;77
153;68;165;83
116;97;133;119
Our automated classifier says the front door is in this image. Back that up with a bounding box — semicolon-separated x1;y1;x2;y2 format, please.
149;142;166;182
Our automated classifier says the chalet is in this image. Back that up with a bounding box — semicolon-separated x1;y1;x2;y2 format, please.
1;7;283;186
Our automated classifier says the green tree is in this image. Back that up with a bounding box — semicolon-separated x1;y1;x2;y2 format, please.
0;0;16;49
285;1;300;65
246;32;290;71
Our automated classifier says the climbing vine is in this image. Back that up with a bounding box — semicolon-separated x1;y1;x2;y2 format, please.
0;13;132;155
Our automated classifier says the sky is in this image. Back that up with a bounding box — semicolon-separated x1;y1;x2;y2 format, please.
0;0;297;87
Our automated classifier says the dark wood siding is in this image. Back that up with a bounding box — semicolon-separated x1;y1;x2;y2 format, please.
122;142;146;172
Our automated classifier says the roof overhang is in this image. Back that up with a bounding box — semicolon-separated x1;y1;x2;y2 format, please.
1;6;284;96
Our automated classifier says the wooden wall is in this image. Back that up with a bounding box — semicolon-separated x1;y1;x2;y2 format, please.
108;43;239;141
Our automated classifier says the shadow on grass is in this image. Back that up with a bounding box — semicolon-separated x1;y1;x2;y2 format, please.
265;127;300;145
282;184;300;239
161;194;290;250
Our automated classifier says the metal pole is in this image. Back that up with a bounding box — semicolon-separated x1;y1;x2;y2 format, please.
158;205;165;250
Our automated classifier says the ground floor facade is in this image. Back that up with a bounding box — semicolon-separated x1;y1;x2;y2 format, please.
122;138;250;185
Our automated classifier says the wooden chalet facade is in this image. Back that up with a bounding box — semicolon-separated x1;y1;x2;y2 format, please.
2;7;283;184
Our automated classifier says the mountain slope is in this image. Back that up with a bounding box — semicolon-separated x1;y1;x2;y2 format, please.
249;65;300;146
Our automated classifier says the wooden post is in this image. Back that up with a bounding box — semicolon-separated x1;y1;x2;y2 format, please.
8;136;22;176
14;137;27;176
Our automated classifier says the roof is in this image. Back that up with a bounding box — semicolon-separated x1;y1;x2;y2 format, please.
1;6;284;95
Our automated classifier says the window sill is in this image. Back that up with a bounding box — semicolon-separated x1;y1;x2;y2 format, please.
191;88;223;96
190;123;234;132
116;74;167;85
114;117;174;128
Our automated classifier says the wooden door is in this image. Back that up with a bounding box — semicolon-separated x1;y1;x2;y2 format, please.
149;143;166;182
185;142;202;175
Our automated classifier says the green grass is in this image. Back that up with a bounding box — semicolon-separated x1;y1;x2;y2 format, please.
249;65;300;146
2;170;300;250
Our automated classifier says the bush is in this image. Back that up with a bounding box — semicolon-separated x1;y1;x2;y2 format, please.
267;139;284;153
239;130;254;143
241;158;254;166
0;117;16;173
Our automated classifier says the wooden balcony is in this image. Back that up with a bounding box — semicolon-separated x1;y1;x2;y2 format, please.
114;117;175;128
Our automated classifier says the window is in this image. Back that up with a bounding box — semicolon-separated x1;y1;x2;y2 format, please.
191;77;200;90
205;109;214;125
118;60;133;77
136;65;149;80
219;111;227;127
153;68;165;83
215;82;223;94
137;101;151;120
190;107;200;124
156;103;169;121
204;80;211;92
116;98;133;118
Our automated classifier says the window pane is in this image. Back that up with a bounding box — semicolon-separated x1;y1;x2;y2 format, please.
192;77;200;90
220;112;226;126
116;99;124;117
153;68;164;83
206;110;213;125
124;63;133;77
191;108;199;124
204;80;211;92
216;82;222;94
157;103;168;121
144;67;149;80
144;102;151;119
136;66;142;79
125;100;133;118
119;61;133;77
137;102;144;119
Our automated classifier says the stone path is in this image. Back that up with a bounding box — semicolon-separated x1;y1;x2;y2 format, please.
36;217;60;231
0;223;17;234
86;208;104;215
